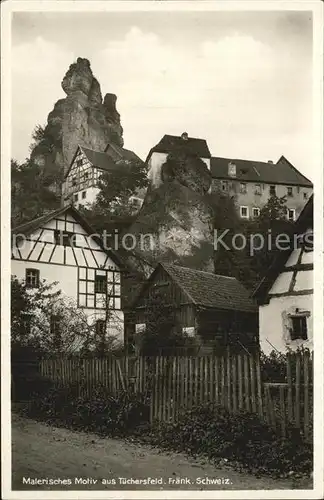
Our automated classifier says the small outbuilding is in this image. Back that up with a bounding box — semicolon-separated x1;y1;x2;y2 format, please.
125;263;258;354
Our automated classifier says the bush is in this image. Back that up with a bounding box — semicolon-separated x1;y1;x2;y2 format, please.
146;403;313;477
24;382;150;436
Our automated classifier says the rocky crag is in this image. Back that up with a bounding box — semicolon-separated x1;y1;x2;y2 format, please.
30;58;123;178
125;151;215;278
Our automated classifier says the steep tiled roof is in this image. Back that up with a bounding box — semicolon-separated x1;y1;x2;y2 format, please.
148;134;211;160
161;264;257;313
253;194;313;303
105;142;143;164
211;155;312;187
81;147;127;172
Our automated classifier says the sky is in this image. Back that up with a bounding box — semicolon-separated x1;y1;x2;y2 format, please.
11;10;314;179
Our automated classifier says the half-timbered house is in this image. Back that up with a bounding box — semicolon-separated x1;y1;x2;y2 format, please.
62;143;144;209
125;263;258;354
253;195;313;355
11;205;124;345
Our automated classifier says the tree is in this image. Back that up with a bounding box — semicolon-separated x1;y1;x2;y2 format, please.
11;159;61;227
95;158;148;213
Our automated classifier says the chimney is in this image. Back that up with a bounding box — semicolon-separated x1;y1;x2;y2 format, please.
228;161;236;177
181;132;189;141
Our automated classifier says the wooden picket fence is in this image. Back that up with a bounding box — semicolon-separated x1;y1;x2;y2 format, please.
40;351;313;441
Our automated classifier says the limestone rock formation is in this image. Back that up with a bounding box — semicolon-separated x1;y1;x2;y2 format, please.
30;58;123;179
125;153;215;275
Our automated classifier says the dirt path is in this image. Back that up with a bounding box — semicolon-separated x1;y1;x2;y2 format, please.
11;413;310;491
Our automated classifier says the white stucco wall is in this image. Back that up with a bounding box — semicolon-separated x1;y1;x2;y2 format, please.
148;152;211;188
259;294;313;355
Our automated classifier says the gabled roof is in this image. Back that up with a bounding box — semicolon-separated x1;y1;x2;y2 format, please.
105;142;143;164
211;155;312;187
81;146;127;172
252;194;313;304
11;205;124;268
133;263;257;313
146;134;211;161
64;145;130;179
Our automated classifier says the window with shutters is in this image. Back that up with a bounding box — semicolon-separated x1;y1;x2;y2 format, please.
290;315;308;341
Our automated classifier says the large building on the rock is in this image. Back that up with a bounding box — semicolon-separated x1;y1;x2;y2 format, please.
211;155;313;221
62;143;144;209
11;205;124;346
253;195;313;355
146;132;212;188
145;133;312;221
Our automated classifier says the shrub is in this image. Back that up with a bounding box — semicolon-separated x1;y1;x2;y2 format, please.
24;382;150;436
147;403;313;477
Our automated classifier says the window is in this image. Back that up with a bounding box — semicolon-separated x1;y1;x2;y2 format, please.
252;207;260;218
84;172;89;180
73;193;78;202
240;206;249;219
269;185;276;196
82;191;86;199
304;192;308;200
287;186;293;197
72;177;77;186
77;159;83;168
221;181;228;191
240;183;247;194
255;184;261;195
25;268;40;288
290;315;308;341
54;230;75;247
78;267;121;309
287;208;296;222
95;274;107;293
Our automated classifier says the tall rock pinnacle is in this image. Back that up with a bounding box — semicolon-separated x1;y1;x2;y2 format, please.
30;57;124;179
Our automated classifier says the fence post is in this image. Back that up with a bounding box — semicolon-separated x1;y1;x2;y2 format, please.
286;353;293;423
255;354;263;417
295;353;301;428
303;351;310;440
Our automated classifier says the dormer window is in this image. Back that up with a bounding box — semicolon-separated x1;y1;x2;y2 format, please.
181;132;189;141
228;162;236;177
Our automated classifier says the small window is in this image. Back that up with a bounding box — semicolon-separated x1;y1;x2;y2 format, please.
82;191;86;199
84;172;89;180
77;159;83;168
304;192;308;200
74;193;78;202
25;268;40;288
240;183;247;194
255;184;261;195
95;274;107;293
290;315;308;341
252;207;260;218
240;206;249;219
269;185;276;196
221;180;228;191
287;208;296;222
54;230;75;247
287;186;293;197
72;177;77;186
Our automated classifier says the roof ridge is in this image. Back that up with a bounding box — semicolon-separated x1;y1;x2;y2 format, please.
163;263;236;280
